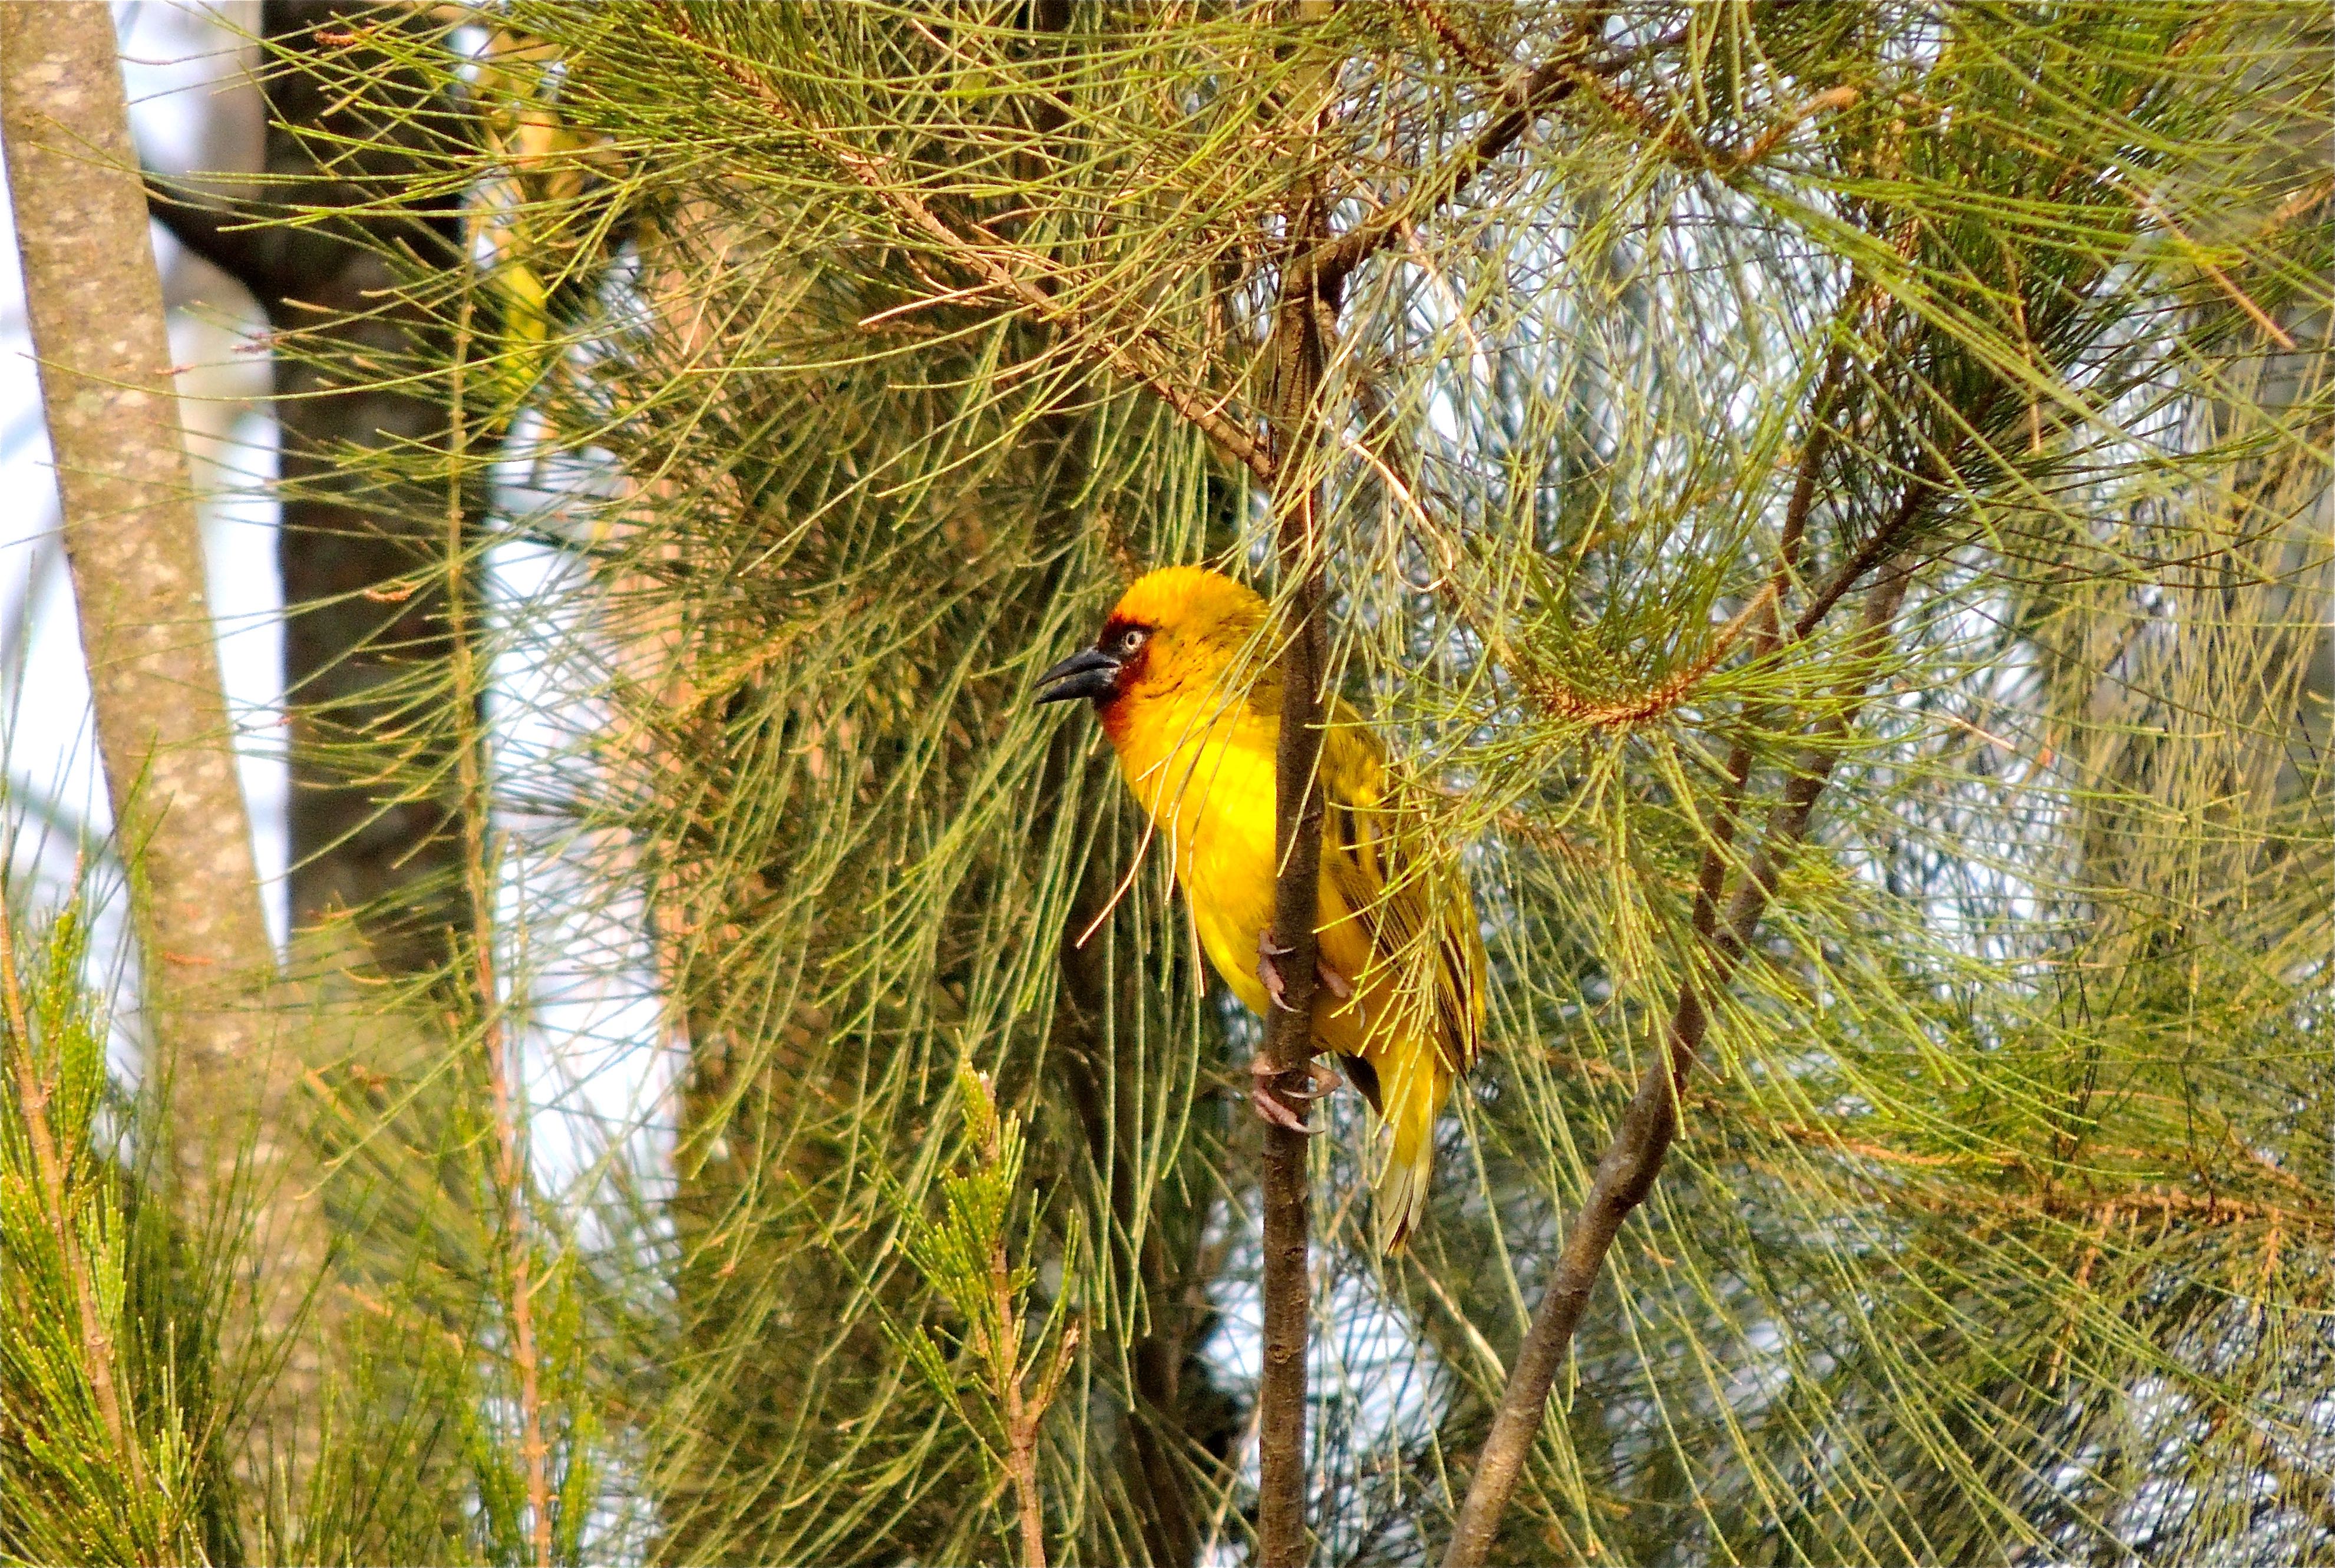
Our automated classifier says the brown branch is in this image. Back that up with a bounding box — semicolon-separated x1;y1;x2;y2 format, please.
2263;173;2334;235
990;1206;1047;1568
1522;579;1779;728
1256;187;1339;1568
1306;5;1678;296
656;2;1273;482
1441;553;1919;1568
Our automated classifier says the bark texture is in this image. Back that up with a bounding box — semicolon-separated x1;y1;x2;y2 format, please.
1252;194;1339;1568
0;0;319;1481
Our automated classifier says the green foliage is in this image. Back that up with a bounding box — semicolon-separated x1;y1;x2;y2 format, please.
254;0;2329;1559
883;1062;1081;1563
886;1064;1074;1447
0;897;235;1566
0;880;572;1568
9;2;2325;1564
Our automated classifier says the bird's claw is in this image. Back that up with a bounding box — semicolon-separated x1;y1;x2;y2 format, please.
1250;1082;1316;1133
1248;1056;1339;1134
1259;933;1354;1012
1257;931;1296;1012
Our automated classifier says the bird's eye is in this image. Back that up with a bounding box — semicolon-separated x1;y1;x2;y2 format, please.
1117;627;1148;656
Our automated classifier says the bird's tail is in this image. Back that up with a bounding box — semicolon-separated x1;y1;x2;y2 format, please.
1371;1048;1448;1255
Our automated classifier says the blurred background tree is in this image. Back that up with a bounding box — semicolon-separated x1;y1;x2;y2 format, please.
147;0;483;978
2;3;2328;1565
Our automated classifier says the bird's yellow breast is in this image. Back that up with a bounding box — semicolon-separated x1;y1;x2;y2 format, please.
1102;683;1386;1062
1108;686;1284;1019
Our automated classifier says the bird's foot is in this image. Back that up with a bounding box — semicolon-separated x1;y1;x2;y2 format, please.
1249;1055;1340;1134
1257;931;1296;1012
1259;933;1353;1010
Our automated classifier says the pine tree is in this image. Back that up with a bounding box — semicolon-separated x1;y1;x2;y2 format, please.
5;4;2327;1563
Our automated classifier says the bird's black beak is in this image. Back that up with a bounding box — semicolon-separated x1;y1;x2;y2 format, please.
1033;646;1122;705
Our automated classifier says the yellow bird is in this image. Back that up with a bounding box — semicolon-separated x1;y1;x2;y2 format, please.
1035;566;1485;1252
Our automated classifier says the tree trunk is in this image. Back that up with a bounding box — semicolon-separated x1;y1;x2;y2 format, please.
263;0;472;974
0;0;322;1491
146;0;473;978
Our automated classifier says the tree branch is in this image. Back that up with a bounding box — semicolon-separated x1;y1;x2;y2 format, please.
656;2;1274;483
1255;187;1339;1568
1304;5;1671;297
141;169;291;305
445;227;554;1568
1;0;315;1486
1788;473;1943;645
1440;552;1920;1568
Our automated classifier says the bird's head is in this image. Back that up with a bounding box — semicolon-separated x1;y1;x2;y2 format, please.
1032;566;1270;719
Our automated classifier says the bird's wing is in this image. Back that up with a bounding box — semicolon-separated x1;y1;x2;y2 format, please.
1317;710;1484;1075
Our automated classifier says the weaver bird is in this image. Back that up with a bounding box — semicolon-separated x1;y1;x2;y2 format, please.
1035;566;1484;1251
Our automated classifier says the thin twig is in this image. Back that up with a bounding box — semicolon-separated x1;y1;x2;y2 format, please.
1786;471;1941;645
989;1206;1047;1568
448;227;555;1568
1071;812;1161;951
1575;75;1862;176
1713;85;1862;174
2109;171;2299;351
